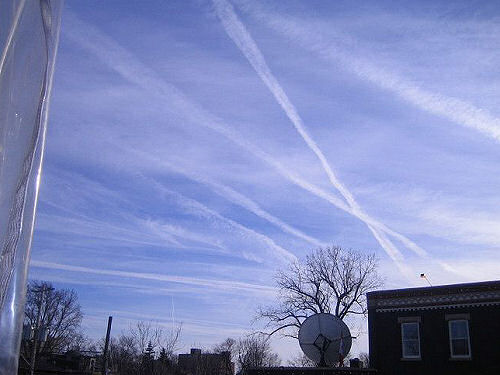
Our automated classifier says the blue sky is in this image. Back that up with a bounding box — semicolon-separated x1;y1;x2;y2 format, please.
29;0;500;359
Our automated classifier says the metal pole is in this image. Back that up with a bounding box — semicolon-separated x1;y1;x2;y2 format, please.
102;316;113;375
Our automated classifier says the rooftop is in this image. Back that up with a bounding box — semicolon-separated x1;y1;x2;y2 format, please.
367;280;500;312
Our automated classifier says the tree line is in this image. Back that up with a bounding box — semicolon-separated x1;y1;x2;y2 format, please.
21;246;380;373
21;284;280;375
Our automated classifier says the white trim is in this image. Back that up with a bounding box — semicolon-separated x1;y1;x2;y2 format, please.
401;322;421;359
448;320;471;359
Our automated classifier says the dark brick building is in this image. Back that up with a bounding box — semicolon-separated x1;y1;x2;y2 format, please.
367;280;500;375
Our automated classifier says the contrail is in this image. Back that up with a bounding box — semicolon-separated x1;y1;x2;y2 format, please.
37;211;184;249
65;11;426;267
140;219;229;253
171;295;175;330
212;0;356;207
86;308;251;336
32;268;277;297
30;260;277;295
63;12;350;213
212;0;414;268
129;149;326;248
237;1;500;143
41;196;229;253
147;177;298;264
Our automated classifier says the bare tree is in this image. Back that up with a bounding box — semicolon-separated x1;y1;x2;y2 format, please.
105;321;182;375
131;321;163;354
108;335;140;375
213;337;236;356
129;320;182;356
258;246;383;338
160;322;182;358
235;335;280;371
22;281;83;360
358;352;370;368
213;338;237;375
287;352;315;367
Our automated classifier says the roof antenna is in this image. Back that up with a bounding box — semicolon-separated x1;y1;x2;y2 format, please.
420;273;433;287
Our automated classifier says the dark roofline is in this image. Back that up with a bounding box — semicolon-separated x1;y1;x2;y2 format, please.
367;279;500;300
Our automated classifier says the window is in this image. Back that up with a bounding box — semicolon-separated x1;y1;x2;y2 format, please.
449;320;471;358
401;322;421;358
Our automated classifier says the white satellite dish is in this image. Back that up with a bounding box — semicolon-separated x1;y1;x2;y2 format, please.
298;313;352;367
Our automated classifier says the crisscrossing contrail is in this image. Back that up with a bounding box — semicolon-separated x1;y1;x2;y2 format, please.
212;0;427;272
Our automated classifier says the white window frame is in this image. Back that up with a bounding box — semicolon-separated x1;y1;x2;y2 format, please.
448;319;471;359
401;322;421;359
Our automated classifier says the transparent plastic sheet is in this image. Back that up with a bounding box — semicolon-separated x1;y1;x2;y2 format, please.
0;0;62;373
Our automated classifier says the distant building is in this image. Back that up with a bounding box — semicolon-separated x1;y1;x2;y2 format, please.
367;280;500;375
178;348;234;375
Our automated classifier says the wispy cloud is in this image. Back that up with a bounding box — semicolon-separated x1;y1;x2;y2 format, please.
64;10;426;272
31;263;275;299
236;0;500;143
36;211;182;250
148;177;297;264
31;260;277;295
38;179;226;254
140;219;227;252
356;182;500;249
39;168;293;263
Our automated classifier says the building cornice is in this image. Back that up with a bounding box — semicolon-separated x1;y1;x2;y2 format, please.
367;280;500;312
375;300;500;312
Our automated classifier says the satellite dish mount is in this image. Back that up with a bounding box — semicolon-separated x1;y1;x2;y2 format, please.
313;333;331;366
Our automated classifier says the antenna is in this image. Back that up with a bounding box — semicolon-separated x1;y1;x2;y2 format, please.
298;313;352;367
420;273;432;286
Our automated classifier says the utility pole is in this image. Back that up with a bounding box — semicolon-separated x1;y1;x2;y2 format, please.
102;316;113;375
29;285;53;375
